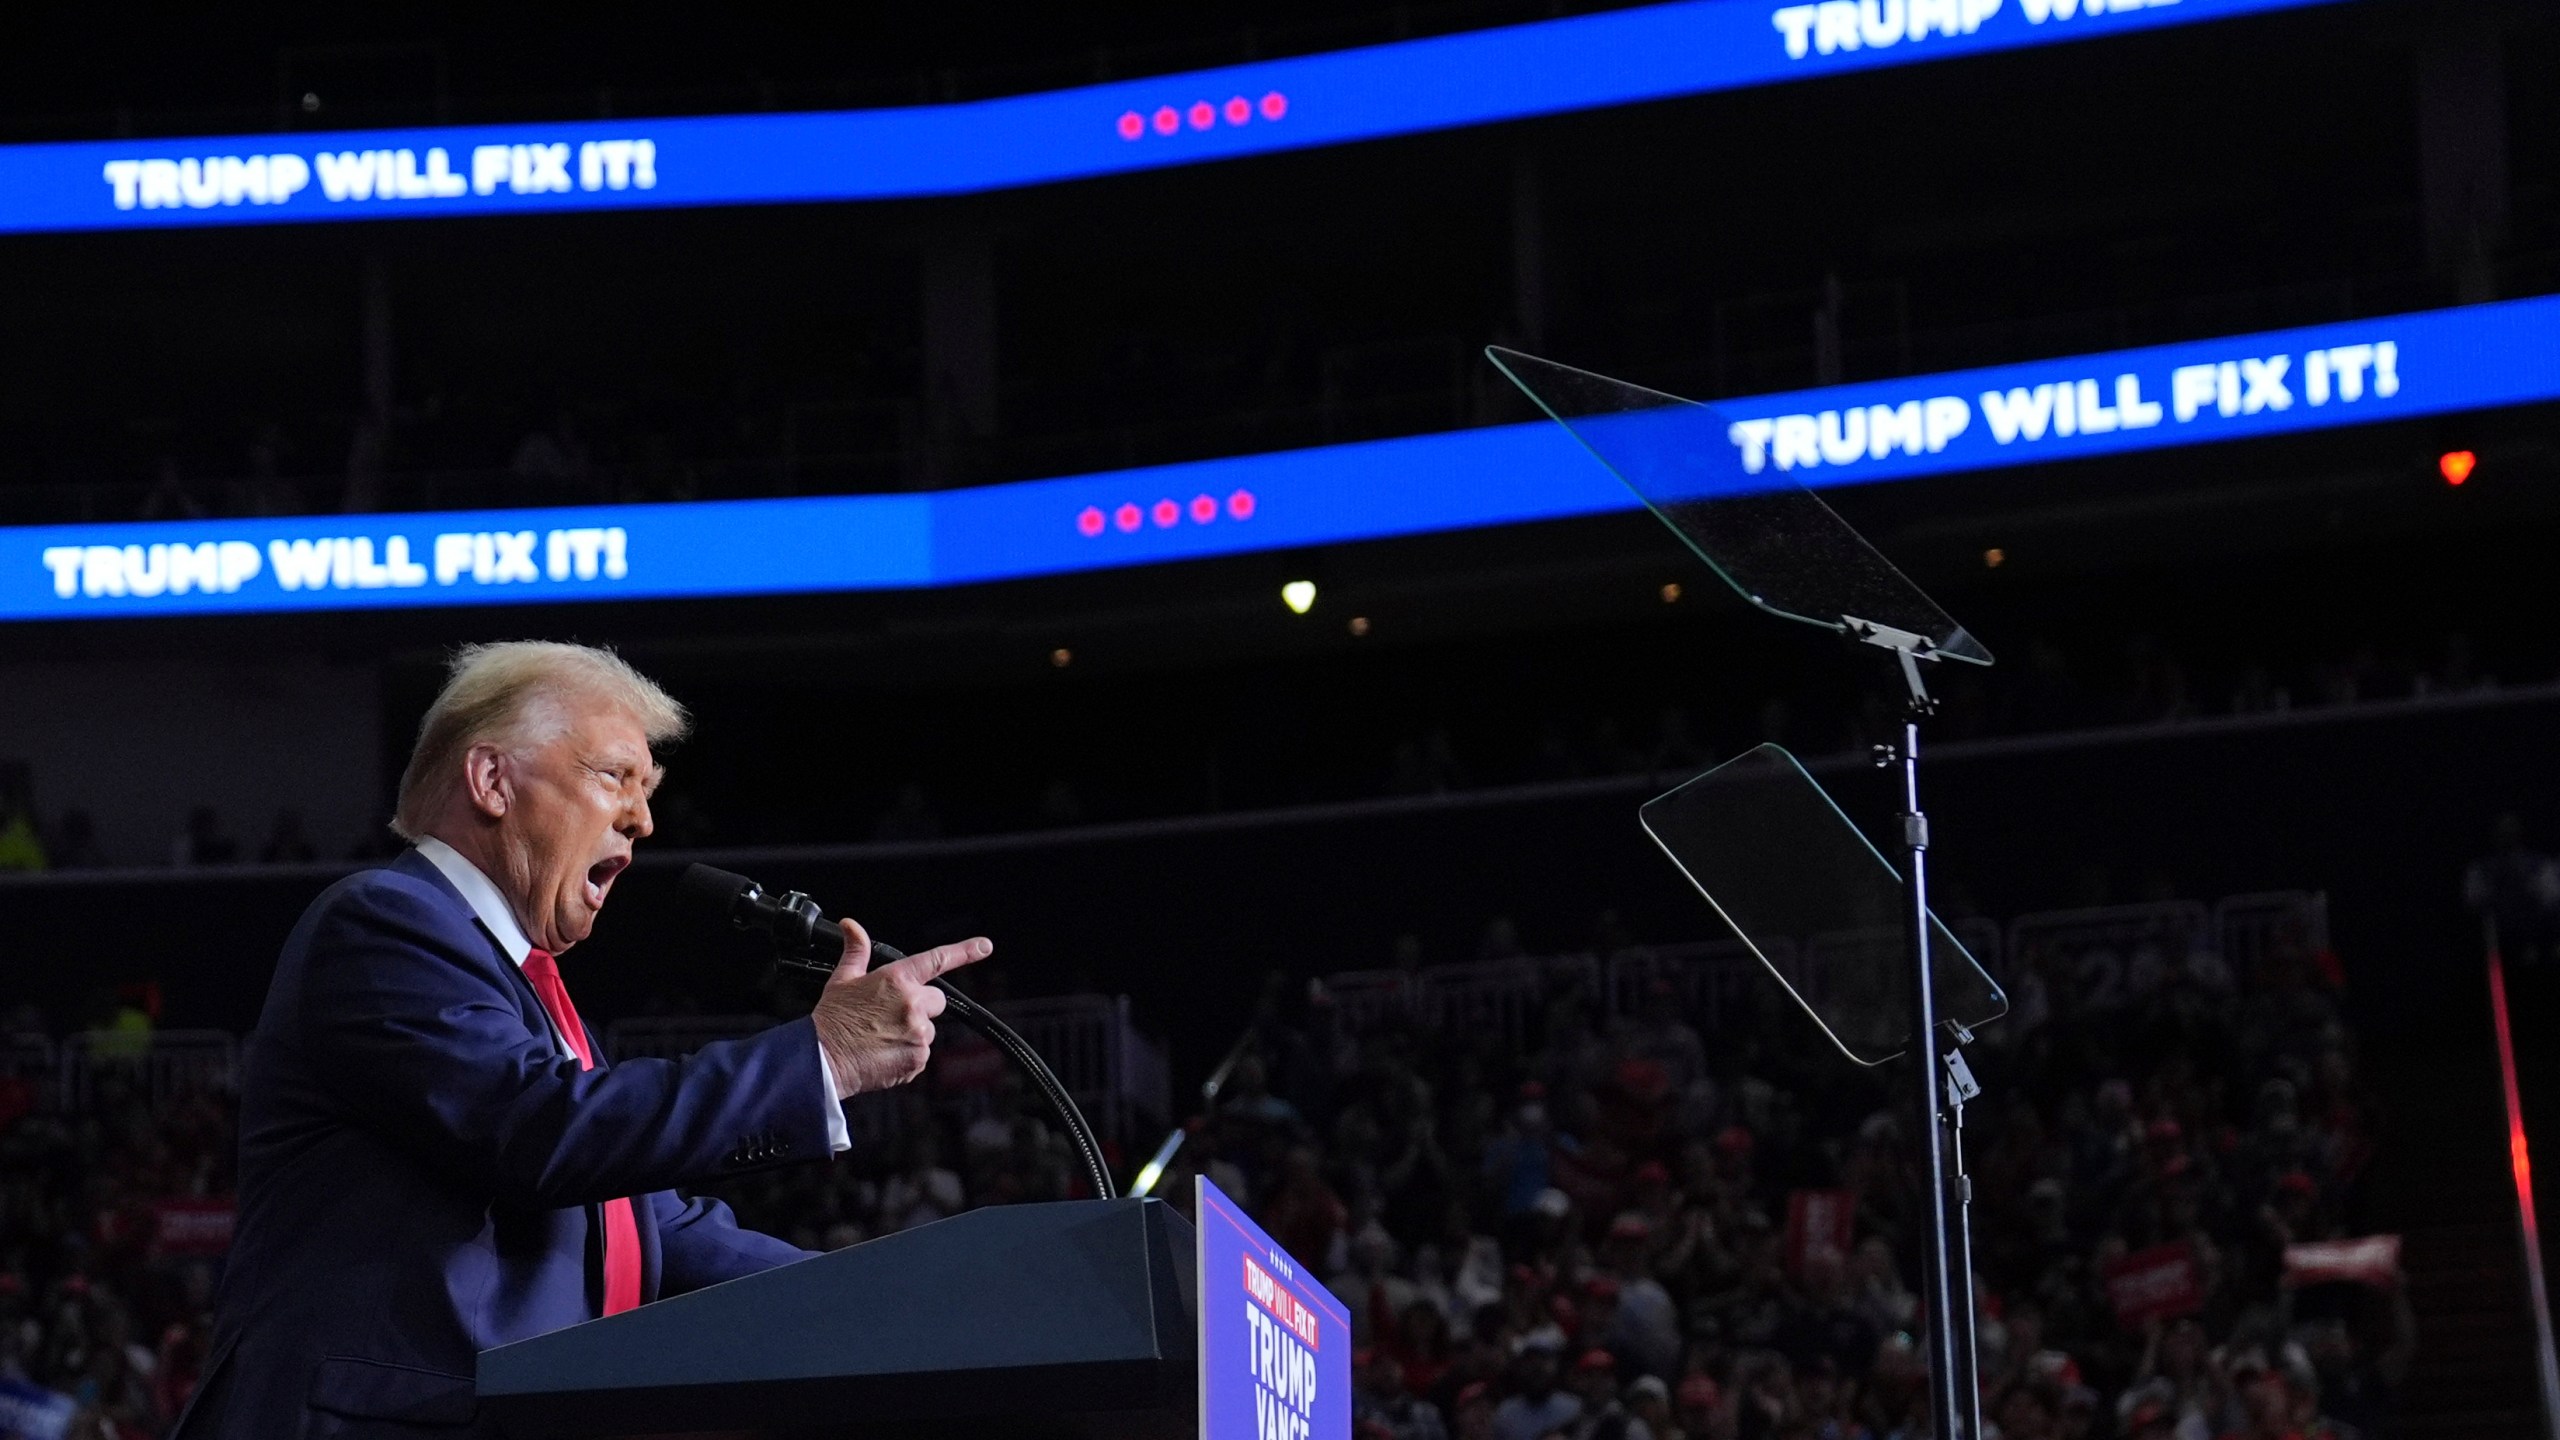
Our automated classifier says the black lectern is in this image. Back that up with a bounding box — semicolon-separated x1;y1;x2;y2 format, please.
477;1199;1199;1440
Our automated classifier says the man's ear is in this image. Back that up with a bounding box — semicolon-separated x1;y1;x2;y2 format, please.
461;743;513;821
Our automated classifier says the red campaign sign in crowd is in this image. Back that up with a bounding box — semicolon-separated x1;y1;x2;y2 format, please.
151;1199;237;1259
2101;1240;2206;1328
2282;1234;2402;1290
1783;1188;1857;1278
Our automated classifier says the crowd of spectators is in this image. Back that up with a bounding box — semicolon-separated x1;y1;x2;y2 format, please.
0;893;2412;1440
0;1000;229;1440
1088;914;2411;1440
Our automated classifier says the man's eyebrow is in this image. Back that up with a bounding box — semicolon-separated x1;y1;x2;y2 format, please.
583;749;654;779
642;764;667;796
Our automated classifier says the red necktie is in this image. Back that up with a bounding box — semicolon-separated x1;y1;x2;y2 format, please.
522;948;643;1317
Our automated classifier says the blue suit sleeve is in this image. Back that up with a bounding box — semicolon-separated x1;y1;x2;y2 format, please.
292;872;838;1209
648;1190;816;1295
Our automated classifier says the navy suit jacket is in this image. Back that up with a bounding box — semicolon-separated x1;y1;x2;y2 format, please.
177;848;827;1439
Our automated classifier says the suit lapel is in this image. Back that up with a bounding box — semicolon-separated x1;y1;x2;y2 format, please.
392;849;649;1305
391;847;567;1054
394;848;563;1056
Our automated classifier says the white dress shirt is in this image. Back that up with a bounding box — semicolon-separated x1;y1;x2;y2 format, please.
414;836;849;1153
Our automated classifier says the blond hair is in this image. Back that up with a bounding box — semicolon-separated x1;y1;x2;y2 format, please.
391;641;689;841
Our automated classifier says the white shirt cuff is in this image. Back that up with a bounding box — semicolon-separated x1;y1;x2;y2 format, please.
815;1040;851;1154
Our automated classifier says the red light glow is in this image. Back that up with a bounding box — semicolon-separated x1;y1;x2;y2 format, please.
1152;498;1181;527
1227;489;1257;519
2440;450;2477;486
1076;506;1106;536
1151;107;1180;135
2488;940;2560;1424
1114;503;1143;532
2491;947;2540;1239
1188;101;1216;131
1190;494;1219;523
1116;112;1145;141
1259;92;1289;120
1224;96;1252;125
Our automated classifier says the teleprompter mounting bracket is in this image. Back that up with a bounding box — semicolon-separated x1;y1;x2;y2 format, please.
1841;614;1940;715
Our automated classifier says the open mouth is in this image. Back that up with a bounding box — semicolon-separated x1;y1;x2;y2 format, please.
584;854;630;908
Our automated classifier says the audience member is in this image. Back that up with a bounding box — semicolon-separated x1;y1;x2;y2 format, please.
0;889;2395;1439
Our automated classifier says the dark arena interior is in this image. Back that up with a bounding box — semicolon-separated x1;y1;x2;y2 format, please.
1;2;2558;1437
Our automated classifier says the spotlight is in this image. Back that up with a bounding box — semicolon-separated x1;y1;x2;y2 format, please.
1129;1155;1169;1196
1348;616;1371;636
2440;450;2477;486
1984;547;2006;568
1049;648;1073;668
1281;580;1317;614
1660;582;1682;603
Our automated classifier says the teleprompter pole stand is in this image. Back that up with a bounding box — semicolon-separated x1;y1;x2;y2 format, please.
1860;622;1981;1440
1945;1039;1983;1440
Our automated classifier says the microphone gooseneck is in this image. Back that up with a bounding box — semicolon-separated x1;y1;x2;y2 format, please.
679;864;1118;1201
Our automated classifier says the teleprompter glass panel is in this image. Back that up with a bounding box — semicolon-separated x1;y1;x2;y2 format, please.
1487;348;1991;666
1639;744;2006;1065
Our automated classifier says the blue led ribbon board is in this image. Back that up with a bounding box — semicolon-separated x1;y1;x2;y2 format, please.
5;294;2550;622
0;0;2339;234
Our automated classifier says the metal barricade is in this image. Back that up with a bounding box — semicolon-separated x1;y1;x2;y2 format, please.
1790;917;2008;1039
62;1029;238;1112
1605;939;1779;1034
2006;900;2215;1018
1316;969;1422;1033
0;1034;59;1115
1415;954;1603;1045
1796;926;1894;1021
2214;890;2330;977
985;994;1171;1144
1419;958;1538;1041
1952;917;2003;990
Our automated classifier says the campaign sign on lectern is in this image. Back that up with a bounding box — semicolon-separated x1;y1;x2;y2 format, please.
1196;1177;1351;1440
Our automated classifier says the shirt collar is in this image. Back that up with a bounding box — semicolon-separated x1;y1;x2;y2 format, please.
414;836;536;967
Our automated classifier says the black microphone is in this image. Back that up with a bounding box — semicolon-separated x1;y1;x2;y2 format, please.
680;863;890;971
675;862;1117;1199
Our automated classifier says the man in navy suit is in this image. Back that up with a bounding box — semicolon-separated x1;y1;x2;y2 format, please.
175;640;989;1438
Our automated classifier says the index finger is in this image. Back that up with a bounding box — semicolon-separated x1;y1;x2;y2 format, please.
898;936;993;983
